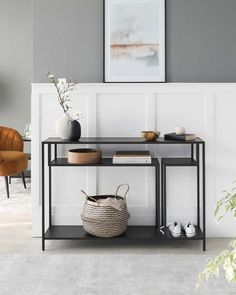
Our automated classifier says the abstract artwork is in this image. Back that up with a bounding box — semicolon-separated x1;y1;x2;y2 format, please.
104;0;165;82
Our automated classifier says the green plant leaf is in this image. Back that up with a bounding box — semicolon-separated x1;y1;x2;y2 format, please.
226;266;235;281
197;182;236;288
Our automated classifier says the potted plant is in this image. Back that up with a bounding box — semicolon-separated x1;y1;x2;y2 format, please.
197;182;236;287
47;71;81;140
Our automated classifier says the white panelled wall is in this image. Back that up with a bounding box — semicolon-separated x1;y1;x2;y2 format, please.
31;83;236;237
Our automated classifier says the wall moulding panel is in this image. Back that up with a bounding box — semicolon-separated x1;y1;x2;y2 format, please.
32;83;236;237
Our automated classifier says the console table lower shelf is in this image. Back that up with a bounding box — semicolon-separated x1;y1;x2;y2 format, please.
45;225;204;241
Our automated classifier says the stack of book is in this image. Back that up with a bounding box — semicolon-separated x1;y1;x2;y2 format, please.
113;151;152;164
164;133;196;141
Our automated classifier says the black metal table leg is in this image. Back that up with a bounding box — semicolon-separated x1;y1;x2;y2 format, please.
163;164;167;227
202;142;206;251
54;143;57;159
155;161;160;230
161;161;164;226
48;144;52;227
191;144;194;159
196;144;200;227
42;142;45;251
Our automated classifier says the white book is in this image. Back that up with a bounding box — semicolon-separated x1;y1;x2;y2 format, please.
114;151;151;158
113;156;151;159
113;158;152;164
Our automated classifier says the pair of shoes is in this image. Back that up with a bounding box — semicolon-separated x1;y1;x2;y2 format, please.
168;222;195;238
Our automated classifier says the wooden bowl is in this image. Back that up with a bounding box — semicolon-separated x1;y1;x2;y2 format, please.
141;131;160;141
68;148;102;164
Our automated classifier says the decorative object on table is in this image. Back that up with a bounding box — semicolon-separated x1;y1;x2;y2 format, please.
23;123;32;140
175;127;185;135
164;133;196;141
55;112;82;140
68;148;102;164
104;0;165;82
81;184;130;238
141;131;160;141
113;151;151;164
47;72;81;140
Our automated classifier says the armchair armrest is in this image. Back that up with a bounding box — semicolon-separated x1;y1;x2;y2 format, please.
0;126;23;152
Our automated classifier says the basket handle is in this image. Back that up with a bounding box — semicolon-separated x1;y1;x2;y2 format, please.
114;183;130;199
81;190;97;202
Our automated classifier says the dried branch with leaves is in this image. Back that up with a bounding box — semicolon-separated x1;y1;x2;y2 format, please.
47;71;77;114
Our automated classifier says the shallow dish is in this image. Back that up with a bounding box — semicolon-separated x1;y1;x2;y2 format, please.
141;131;160;141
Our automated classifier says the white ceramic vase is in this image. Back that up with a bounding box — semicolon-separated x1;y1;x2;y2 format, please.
55;113;73;139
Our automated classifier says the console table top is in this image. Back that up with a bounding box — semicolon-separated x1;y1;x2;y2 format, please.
42;137;204;144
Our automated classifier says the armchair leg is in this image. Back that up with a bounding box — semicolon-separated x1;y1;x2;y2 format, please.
21;172;26;189
4;176;10;198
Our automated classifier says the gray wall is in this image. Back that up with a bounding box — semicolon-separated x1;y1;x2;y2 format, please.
33;0;236;83
33;0;103;83
0;0;32;133
166;0;236;82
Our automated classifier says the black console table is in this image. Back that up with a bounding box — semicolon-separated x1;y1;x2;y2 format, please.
42;137;205;251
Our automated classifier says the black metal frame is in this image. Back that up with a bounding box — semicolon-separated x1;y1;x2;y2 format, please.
41;137;205;251
103;0;167;83
161;142;206;250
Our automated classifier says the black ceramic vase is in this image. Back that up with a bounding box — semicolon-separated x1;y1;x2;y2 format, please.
68;120;81;141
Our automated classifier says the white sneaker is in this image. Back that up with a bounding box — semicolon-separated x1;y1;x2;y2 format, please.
184;222;195;238
168;222;181;238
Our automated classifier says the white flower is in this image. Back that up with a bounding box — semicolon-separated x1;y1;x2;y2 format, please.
57;78;67;89
57;78;66;84
48;74;54;79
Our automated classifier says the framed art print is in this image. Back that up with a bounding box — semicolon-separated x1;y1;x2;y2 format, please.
104;0;166;82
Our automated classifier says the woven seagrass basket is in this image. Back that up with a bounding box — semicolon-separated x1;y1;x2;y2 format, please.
81;184;130;238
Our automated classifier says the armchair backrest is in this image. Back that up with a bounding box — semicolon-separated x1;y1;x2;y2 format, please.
0;126;23;151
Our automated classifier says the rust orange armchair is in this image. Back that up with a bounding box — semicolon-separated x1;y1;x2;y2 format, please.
0;126;28;198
